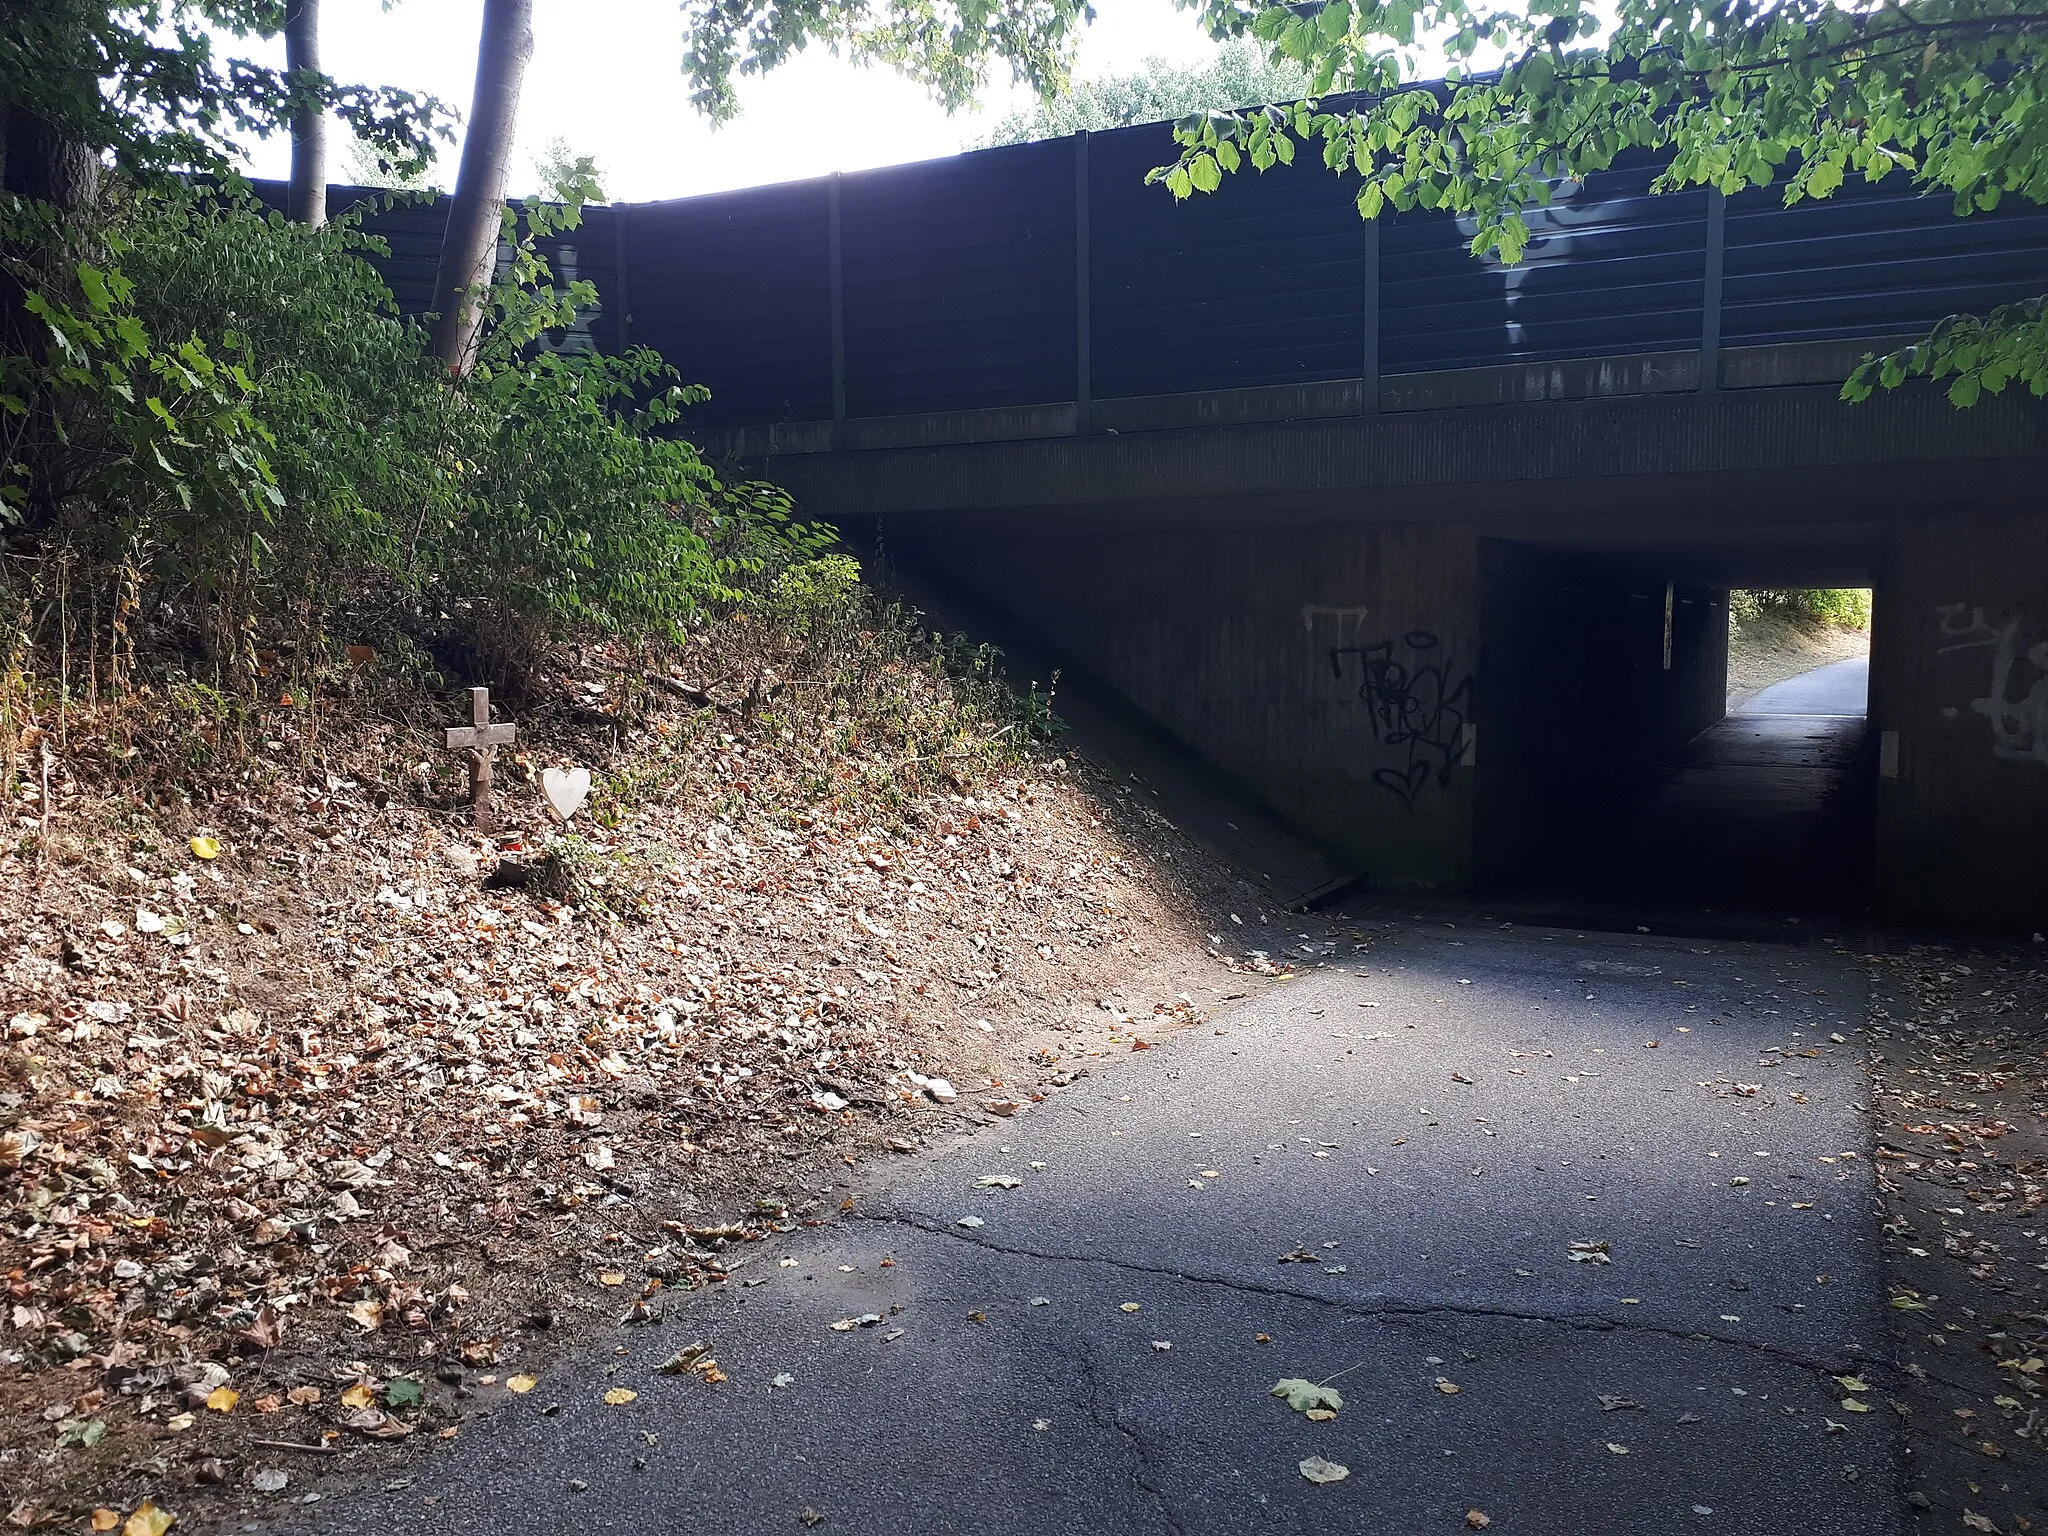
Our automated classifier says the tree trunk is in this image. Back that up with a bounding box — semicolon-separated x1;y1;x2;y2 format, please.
285;0;327;227
429;0;534;376
1;108;101;208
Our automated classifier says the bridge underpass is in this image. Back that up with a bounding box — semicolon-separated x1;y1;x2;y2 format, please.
823;429;2046;933
321;111;2048;931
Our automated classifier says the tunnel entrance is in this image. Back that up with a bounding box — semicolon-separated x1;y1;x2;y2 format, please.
1479;539;1880;922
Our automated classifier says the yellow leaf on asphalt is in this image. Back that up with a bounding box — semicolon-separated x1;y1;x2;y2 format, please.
91;1512;119;1533
599;1271;627;1287
603;1388;638;1406
505;1375;537;1394
339;1382;377;1410
1466;1514;1491;1531
1119;1302;1141;1313
1835;1376;1870;1393
1840;1398;1871;1414
1435;1378;1461;1395
189;836;220;861
1298;1455;1349;1484
205;1386;238;1413
123;1503;175;1536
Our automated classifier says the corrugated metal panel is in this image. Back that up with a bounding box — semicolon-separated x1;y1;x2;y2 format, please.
840;144;1074;417
1088;122;1366;398
267;145;2048;431
1382;159;1707;373
1722;175;2048;345
622;181;831;426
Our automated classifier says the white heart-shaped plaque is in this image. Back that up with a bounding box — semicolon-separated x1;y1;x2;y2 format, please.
541;766;592;822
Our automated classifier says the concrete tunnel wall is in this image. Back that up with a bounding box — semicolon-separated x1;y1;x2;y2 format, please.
892;512;1486;887
891;512;1736;894
1875;508;2048;927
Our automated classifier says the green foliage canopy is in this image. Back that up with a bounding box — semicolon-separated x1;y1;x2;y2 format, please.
1;0;447;182
1155;0;2048;405
981;38;1310;144
678;0;1094;122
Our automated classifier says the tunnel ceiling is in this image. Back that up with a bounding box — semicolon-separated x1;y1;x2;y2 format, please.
1489;519;1883;588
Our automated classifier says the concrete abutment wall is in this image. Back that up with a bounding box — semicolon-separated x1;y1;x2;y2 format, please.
1874;509;2048;927
893;512;1484;889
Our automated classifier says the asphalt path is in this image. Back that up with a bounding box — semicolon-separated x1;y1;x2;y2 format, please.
301;923;1900;1536
1742;657;1870;717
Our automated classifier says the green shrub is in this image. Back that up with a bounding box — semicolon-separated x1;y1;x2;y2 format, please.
1;180;828;690
1728;588;1873;631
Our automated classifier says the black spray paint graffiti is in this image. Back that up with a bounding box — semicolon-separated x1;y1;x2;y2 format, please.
1330;632;1475;805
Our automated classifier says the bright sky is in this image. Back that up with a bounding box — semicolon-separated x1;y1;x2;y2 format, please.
233;0;1226;202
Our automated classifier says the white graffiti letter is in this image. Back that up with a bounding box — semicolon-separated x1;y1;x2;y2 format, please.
1965;620;2048;766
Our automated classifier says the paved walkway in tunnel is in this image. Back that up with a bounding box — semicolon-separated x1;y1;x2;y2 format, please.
1582;656;1876;918
298;924;1898;1536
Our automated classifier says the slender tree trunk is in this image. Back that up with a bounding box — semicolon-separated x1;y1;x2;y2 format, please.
429;0;534;376
285;0;327;227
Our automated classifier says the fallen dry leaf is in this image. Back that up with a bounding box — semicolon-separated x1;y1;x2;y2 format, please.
1466;1513;1491;1531
204;1386;238;1413
122;1504;174;1536
505;1374;538;1395
338;1382;377;1411
1298;1455;1350;1485
602;1388;638;1406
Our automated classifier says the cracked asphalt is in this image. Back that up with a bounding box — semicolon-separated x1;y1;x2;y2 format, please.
301;922;1902;1535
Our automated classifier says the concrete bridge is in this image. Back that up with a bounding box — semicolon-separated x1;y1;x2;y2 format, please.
337;121;2048;929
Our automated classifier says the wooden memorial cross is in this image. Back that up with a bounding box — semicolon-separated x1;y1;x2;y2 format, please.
443;686;517;827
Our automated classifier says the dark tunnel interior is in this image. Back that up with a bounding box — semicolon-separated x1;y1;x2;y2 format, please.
1478;534;1879;922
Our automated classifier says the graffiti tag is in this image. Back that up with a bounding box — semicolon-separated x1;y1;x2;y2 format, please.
1933;602;2048;766
1330;631;1475;805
